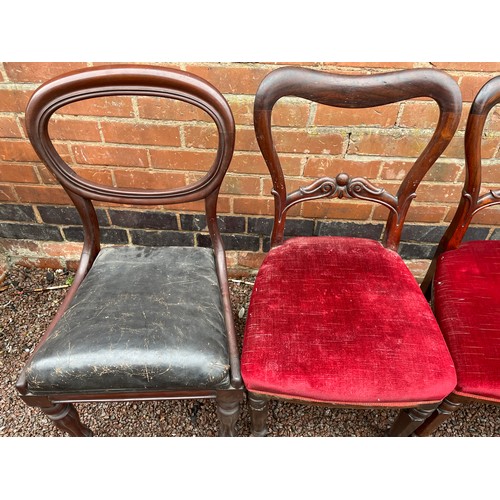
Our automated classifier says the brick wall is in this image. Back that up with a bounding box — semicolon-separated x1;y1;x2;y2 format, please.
1;62;500;280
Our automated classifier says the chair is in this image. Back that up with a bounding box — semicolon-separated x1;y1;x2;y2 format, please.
415;76;500;436
16;65;244;436
240;66;461;436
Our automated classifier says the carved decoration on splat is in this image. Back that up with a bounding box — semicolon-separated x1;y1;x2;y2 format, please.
278;173;413;222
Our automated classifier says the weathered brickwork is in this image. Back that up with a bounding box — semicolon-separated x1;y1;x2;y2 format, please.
1;62;500;279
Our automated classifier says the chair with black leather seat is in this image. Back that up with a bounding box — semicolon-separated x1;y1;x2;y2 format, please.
16;64;243;436
241;66;461;436
415;76;500;436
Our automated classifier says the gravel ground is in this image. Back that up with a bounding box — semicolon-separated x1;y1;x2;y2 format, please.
1;264;499;437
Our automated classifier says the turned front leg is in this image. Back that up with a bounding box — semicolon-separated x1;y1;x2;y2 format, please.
248;392;269;437
388;404;439;437
216;391;243;437
40;403;93;437
414;394;463;436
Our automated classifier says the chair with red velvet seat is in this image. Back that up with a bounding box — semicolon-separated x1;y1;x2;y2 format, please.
16;65;244;436
241;66;461;436
414;76;500;436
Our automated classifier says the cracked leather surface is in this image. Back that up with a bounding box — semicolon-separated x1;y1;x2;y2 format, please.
25;246;231;394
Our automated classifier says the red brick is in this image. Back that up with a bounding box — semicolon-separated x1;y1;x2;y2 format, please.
324;62;419;69
411;183;462;204
61;96;134;118
101;121;181;147
220;175;261;195
405;259;431;283
0;140;39;162
236;251;266;270
0;89;32;112
4;62;88;83
261;178;307;197
73;144;148;167
229;153;302;176
185;64;270;95
15;185;71;204
0;164;39;183
0;184;17;201
37;164;58;184
233;197;274;216
273;129;345;155
48;118;101;142
480;163;500;183
431;62;500;72
184;124;220;149
487;106;500;132
447;204;500;225
400;101;470;131
167;197;231;214
73;167;113;186
41;241;83;258
137;96;210;122
405;204;449;223
303;158;380;179
114;169;186;190
150;149;216;171
459;75;493;102
230;97;310;127
0;116;23;138
314;103;399;127
301;200;372;220
380;160;462;183
348;130;434;157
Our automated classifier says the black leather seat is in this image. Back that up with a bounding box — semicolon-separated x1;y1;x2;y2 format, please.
25;246;230;394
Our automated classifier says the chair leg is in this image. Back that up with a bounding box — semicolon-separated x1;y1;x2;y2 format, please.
248;392;269;437
216;390;243;437
40;402;93;437
388;404;439;436
414;394;464;436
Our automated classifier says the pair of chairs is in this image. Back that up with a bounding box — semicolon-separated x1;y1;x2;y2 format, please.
15;64;499;437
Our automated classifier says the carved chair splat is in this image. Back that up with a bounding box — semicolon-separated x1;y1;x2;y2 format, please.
16;65;244;436
241;66;462;436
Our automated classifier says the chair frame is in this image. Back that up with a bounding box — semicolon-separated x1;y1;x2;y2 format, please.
416;76;500;436
246;66;462;436
16;65;244;436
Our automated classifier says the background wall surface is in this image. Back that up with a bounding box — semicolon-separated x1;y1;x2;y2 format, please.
1;62;500;279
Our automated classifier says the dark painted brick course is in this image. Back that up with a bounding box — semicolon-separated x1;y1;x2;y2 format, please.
315;221;384;239
63;227;129;244
248;217;314;237
38;205;109;226
399;242;436;260
129;229;193;247
462;226;491;242
109;209;178;230
401;225;446;243
180;214;246;233
490;228;500;240
0;223;62;241
197;233;260;251
0;204;36;222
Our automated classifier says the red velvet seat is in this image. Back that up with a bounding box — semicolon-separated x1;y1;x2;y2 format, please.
242;237;456;405
415;76;500;436
241;66;462;436
433;240;500;401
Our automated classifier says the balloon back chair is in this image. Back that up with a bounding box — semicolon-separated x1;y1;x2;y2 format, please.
16;65;243;436
415;76;500;436
240;66;462;436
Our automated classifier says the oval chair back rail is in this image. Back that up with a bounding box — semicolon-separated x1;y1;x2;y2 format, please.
16;65;244;436
415;76;500;436
241;66;462;436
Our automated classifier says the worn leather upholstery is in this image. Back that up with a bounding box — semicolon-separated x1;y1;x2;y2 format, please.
25;246;231;394
434;240;500;402
241;236;457;405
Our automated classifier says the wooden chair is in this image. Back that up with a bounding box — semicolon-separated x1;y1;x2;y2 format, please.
415;76;500;436
16;65;244;436
240;66;462;436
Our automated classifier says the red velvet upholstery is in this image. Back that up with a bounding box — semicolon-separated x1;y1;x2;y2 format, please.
434;240;500;402
241;237;456;406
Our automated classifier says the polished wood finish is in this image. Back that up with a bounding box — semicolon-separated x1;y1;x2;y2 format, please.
416;76;500;436
248;66;462;437
16;65;243;436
